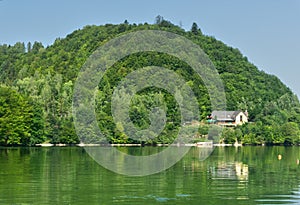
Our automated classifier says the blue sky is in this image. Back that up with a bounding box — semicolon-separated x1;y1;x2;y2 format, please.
0;0;299;96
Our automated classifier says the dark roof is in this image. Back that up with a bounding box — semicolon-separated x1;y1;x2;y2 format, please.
211;111;244;121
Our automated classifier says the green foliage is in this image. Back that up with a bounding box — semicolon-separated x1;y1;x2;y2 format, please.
0;19;299;145
190;22;202;35
0;86;45;146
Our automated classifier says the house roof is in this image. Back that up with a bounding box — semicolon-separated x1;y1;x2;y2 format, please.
211;111;244;121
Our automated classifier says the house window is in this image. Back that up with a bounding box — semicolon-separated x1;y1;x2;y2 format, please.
240;115;243;122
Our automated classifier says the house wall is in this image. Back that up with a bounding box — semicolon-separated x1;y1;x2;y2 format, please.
235;113;248;125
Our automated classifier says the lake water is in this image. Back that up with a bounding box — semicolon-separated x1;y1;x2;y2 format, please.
0;146;300;204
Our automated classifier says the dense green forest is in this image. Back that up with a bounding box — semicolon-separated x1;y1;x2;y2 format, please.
1;18;300;146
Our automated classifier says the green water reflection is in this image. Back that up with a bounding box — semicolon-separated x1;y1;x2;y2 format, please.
0;146;299;204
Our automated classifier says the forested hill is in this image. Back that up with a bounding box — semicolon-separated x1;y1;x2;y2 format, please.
1;19;300;146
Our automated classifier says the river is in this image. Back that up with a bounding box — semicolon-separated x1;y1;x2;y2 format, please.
0;146;299;204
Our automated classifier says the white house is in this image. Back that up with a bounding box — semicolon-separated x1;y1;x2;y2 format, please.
209;110;248;126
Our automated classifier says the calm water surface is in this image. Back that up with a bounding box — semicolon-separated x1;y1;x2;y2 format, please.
0;146;300;205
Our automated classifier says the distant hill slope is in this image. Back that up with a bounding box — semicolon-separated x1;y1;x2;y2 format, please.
0;20;299;145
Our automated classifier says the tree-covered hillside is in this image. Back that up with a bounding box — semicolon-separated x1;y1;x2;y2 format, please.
1;19;300;145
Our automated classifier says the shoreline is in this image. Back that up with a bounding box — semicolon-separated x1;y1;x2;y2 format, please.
1;142;299;148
